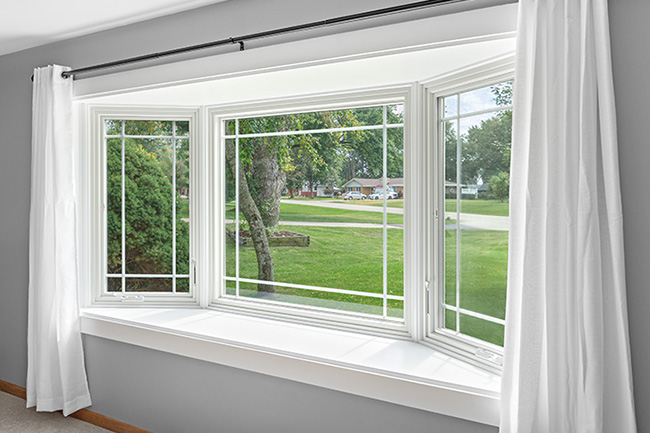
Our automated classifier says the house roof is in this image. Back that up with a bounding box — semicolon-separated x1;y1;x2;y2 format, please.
342;177;404;188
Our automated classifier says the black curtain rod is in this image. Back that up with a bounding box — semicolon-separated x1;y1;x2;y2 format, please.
38;0;468;80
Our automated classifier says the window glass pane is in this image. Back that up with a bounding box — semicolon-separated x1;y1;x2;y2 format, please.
387;104;404;124
459;314;504;347
224;105;404;320
459;81;512;115
224;138;237;279
124;120;173;136
230;105;400;136
175;121;190;137
106;137;123;274
105;120;122;136
443;95;458;117
230;281;394;317
443;119;458;308
176;138;190;279
125;278;172;292
439;80;512;348
124;138;174;275
386;126;404;310
176;277;190;293
444;308;457;331
107;277;122;292
457;111;510;320
105;118;192;296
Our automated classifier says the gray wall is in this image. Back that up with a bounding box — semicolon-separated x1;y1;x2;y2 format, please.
1;0;647;432
610;1;650;432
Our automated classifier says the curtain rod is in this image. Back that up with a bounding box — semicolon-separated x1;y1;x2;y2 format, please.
32;0;470;81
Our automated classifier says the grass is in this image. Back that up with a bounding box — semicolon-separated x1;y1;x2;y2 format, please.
224;196;509;345
227;202;404;225
328;198;405;209
279;202;403;224
445;199;509;217
444;229;508;346
226;226;404;317
225;223;508;345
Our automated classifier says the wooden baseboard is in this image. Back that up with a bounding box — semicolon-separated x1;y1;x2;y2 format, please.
0;379;151;433
0;379;26;399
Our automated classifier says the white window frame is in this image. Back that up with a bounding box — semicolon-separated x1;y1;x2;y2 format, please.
81;59;514;372
204;86;421;339
421;57;515;371
85;105;202;306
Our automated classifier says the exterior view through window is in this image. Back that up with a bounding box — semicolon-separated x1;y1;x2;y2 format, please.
222;103;405;320
105;119;191;293
440;80;512;347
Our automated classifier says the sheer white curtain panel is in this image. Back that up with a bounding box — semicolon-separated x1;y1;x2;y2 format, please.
27;65;92;416
500;1;637;432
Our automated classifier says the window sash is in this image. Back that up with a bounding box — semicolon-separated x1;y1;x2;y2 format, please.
105;120;190;294
207;89;413;336
222;104;404;321
87;107;200;306
422;63;515;372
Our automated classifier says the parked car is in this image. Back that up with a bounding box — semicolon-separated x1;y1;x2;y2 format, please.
343;191;367;200
369;191;398;200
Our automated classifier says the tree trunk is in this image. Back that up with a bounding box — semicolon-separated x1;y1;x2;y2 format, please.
251;139;285;229
225;141;275;294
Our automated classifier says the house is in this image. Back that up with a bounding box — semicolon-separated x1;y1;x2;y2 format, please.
1;1;648;433
342;177;404;197
297;184;338;198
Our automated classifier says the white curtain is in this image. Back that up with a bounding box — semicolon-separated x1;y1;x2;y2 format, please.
501;1;637;431
27;65;92;416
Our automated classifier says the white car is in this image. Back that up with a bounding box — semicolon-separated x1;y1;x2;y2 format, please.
343;191;367;200
369;191;398;200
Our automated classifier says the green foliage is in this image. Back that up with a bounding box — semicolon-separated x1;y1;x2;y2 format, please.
461;110;512;185
444;120;458;182
444;199;509;217
341;106;404;180
489;171;510;202
106;130;190;284
491;81;513;106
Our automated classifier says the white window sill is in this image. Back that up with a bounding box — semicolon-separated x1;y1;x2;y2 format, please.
80;308;500;426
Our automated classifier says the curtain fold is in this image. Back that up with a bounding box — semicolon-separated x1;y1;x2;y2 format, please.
27;65;92;416
500;1;637;431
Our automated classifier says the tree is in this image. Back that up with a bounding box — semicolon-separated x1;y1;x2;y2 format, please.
227;110;362;294
444;120;459;183
342;106;404;179
106;137;190;291
461;110;512;185
489;171;510;202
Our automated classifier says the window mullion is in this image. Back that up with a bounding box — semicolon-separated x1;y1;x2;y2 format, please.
121;121;126;293
382;105;388;319
455;96;461;336
235;119;240;298
172;121;177;293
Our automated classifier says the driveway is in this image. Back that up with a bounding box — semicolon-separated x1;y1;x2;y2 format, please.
281;199;509;231
280;199;404;214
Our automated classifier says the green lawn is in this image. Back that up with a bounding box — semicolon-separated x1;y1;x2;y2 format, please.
224;197;508;346
226;226;404;317
445;199;509;217
444;228;508;346
227;202;404;225
225;222;508;345
328;198;404;209
280;202;403;224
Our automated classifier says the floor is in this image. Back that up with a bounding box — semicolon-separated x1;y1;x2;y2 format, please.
0;391;110;432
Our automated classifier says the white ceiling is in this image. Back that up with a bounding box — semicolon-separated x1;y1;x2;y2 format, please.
0;0;227;56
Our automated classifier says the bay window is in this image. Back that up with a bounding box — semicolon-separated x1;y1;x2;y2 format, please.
85;59;513;371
